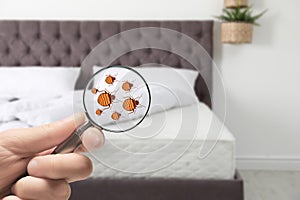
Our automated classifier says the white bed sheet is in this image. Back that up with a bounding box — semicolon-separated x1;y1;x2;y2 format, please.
0;120;29;131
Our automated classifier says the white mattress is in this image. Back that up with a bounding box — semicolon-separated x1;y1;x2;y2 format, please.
87;102;236;180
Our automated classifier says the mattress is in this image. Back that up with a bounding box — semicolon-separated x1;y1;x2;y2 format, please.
0;89;235;180
86;102;236;180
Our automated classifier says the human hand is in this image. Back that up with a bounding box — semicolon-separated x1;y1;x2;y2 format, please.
0;113;104;200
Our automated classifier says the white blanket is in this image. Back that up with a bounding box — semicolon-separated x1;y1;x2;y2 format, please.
0;91;77;131
0;85;197;131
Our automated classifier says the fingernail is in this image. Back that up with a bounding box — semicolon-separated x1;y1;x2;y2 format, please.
90;128;103;147
62;112;86;126
84;128;104;149
73;112;86;124
61;112;84;123
28;159;38;172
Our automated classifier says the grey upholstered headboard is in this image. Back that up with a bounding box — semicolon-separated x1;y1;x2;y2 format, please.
0;20;213;107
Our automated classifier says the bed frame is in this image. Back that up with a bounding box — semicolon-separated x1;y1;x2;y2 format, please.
0;20;243;200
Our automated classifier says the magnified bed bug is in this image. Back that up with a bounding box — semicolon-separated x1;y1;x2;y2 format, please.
105;73;118;85
122;81;134;92
91;88;118;109
111;112;121;121
95;109;103;116
91;88;98;94
123;96;144;114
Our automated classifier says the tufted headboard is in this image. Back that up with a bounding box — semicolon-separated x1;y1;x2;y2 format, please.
0;20;213;107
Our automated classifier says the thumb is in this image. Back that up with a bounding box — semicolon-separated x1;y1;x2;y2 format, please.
2;113;85;155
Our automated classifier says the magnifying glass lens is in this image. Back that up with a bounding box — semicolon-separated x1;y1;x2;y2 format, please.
83;66;151;133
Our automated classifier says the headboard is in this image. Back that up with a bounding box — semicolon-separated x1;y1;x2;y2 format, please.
0;20;213;107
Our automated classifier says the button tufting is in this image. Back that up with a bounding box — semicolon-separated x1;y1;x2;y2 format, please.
66;47;71;55
26;47;31;54
15;33;20;39
46;48;51;54
96;33;101;40
85;48;90;54
196;32;202;38
36;33;40;39
5;48;10;55
55;33;60;40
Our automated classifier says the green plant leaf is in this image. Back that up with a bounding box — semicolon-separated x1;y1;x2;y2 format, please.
252;9;268;21
240;7;250;21
214;5;267;25
245;10;253;22
223;8;234;21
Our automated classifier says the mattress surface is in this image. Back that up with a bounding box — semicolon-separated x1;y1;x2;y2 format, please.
86;102;235;180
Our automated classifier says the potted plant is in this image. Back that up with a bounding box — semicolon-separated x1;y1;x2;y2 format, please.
216;6;267;43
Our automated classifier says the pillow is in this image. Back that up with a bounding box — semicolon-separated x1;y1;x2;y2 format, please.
0;67;80;98
94;66;199;106
93;66;197;88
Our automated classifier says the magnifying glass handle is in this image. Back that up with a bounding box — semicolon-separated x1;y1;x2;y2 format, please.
52;121;93;154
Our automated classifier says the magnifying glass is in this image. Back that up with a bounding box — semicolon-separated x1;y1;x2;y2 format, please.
53;66;151;154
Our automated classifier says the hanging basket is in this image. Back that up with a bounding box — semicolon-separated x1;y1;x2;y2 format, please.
224;0;248;8
221;22;253;44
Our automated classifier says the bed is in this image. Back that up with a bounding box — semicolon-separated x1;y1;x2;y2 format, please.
0;20;243;200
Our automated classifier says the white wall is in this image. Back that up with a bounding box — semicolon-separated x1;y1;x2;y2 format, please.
214;0;300;170
1;0;299;170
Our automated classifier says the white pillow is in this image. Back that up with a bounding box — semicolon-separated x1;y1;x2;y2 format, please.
93;66;199;106
0;67;80;98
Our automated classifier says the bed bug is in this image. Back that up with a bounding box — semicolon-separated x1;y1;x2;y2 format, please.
95;109;103;116
122;81;134;92
123;96;143;114
91;88;98;94
111;112;121;121
105;73;118;85
91;88;116;109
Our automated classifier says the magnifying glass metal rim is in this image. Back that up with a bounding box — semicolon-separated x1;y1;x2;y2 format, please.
83;65;152;133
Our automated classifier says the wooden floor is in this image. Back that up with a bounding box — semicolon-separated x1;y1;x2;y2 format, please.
240;170;300;200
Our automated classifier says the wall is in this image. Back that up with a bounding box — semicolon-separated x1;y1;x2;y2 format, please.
1;0;299;170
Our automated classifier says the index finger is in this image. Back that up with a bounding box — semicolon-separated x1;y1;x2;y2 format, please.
1;113;85;155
